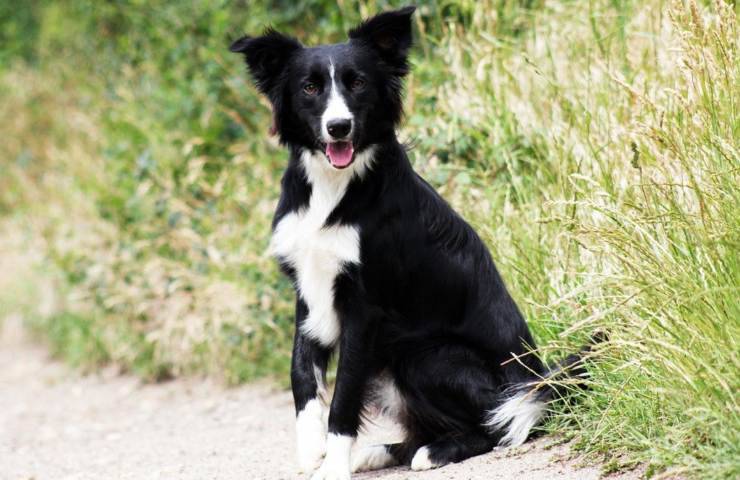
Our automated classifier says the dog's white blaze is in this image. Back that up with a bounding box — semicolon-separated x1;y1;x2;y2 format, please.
484;391;546;447
296;398;328;472
270;149;374;347
321;60;353;141
312;433;354;480
351;445;396;473
410;446;437;471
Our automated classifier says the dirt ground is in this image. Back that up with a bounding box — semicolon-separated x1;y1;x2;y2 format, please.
0;315;643;480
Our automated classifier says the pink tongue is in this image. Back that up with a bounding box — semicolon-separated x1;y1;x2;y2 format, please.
326;142;354;167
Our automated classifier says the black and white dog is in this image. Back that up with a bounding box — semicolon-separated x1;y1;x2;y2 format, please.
230;6;585;480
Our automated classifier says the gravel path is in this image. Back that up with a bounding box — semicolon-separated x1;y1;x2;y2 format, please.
0;316;641;480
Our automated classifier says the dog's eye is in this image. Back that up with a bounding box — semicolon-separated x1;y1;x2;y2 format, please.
350;78;365;91
303;82;319;96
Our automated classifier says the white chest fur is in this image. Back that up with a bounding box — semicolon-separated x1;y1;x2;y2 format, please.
270;149;374;347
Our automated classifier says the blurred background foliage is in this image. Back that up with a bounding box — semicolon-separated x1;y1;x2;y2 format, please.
0;0;738;477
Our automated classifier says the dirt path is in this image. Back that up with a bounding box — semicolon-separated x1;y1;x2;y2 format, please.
0;316;640;480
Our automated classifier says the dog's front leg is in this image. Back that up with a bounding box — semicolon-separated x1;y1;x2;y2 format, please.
292;298;332;473
311;283;376;480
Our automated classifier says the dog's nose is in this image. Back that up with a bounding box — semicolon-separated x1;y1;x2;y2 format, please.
327;119;352;139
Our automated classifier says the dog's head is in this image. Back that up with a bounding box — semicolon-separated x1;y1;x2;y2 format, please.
230;6;415;170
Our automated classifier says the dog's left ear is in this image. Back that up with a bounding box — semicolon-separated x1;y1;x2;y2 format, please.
229;29;302;97
349;6;416;75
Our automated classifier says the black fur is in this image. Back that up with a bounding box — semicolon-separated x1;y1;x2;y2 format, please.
230;6;588;473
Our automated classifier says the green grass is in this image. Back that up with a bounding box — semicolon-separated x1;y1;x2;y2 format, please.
1;0;738;477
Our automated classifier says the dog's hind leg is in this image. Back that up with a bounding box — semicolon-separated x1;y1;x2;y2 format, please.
385;344;504;469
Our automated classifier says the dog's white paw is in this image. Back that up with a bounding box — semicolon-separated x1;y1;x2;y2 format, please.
351;445;396;473
310;461;351;480
310;433;353;480
298;439;326;473
296;400;327;472
410;446;438;471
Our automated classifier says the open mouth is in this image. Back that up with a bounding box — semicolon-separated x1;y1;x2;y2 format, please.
325;141;354;169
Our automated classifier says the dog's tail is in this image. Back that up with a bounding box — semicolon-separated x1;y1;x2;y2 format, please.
483;332;606;447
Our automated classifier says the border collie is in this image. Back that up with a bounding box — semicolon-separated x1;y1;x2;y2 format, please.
230;6;587;480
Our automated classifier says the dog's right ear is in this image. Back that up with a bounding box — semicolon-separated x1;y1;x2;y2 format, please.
229;29;302;96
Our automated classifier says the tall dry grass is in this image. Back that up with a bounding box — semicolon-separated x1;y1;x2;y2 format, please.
410;1;738;476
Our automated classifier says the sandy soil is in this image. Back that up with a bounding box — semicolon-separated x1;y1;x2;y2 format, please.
0;316;642;480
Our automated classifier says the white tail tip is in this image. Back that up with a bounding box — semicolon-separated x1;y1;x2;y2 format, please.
484;391;546;447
